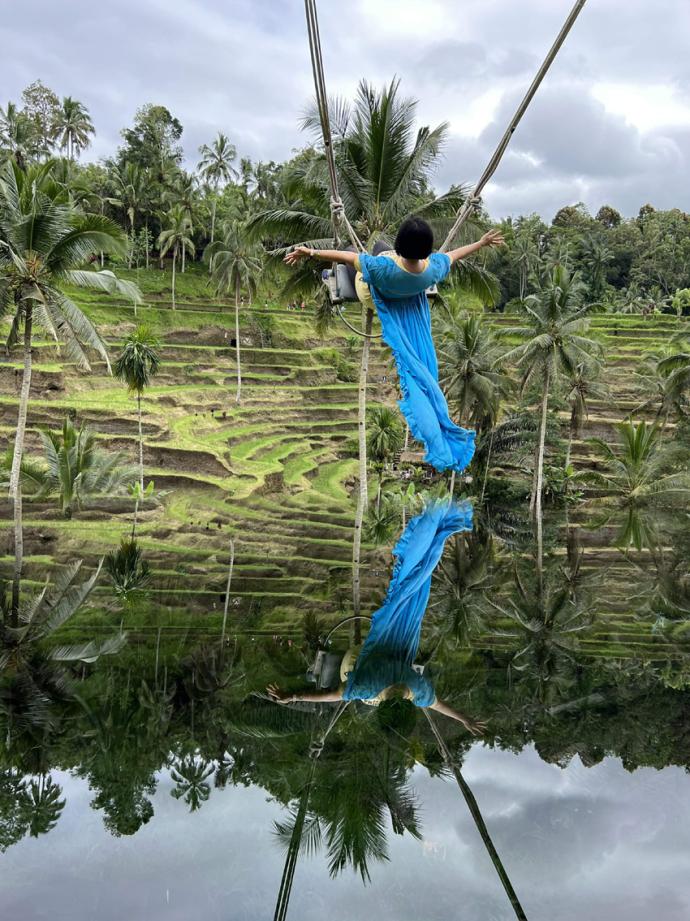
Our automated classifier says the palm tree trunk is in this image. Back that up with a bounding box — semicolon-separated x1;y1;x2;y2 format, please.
220;539;235;650
234;277;242;404
171;244;177;310
352;306;373;639
128;216;134;269
137;393;144;492
182;244;186;274
145;217;150;270
448;470;456;495
530;367;550;520
480;427;495;505
9;305;33;623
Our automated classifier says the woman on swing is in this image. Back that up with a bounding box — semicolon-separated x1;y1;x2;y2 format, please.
285;217;504;473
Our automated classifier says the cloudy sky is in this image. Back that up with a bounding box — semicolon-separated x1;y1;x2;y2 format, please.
3;745;690;920
4;0;690;220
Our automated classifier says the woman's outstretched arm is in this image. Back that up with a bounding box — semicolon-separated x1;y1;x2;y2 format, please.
447;229;505;265
267;683;344;704
284;245;358;267
429;697;487;735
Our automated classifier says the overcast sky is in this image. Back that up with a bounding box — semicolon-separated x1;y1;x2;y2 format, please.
4;0;690;220
3;745;690;920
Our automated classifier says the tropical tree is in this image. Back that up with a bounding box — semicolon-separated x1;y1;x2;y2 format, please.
170;755;214;811
581;420;690;512
563;360;610;471
502;265;601;519
107;161;146;267
205;221;262;403
157;204;194;309
367;406;404;511
637;338;690;427
198;132;237;247
54;97;95;160
0;102;36;168
0;560;126;664
0;159;138;619
25;775;66;837
104;538;151;609
34;416;137;518
579;234;613;301
437;311;512;436
113;326;161;493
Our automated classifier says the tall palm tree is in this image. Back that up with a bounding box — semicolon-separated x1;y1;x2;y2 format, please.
0;102;36;169
0;159;138;619
54;97;95;161
205;221;262;403
564;360;609;471
165;172;198;272
579;234;613;302
198;132;237;247
637;337;690;427
437;311;512;430
502;265;600;519
157;204;194;310
113;326;161;493
367;406;403;512
107;161;146;268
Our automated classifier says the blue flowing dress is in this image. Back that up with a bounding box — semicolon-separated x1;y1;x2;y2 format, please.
343;499;474;706
356;251;476;473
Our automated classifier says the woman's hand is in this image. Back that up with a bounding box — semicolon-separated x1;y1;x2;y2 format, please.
479;229;505;250
283;245;314;266
462;717;488;736
267;683;293;703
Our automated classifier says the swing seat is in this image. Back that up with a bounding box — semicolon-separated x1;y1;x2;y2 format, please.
323;265;358;303
323;266;438;305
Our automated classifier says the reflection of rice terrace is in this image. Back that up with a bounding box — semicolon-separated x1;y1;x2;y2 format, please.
1;268;688;660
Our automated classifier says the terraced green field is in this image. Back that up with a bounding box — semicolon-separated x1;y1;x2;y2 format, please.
1;266;687;659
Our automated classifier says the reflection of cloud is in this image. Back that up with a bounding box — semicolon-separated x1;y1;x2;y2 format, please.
2;747;690;921
4;0;690;219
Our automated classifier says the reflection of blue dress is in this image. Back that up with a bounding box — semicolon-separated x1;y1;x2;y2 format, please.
357;252;476;473
343;500;473;707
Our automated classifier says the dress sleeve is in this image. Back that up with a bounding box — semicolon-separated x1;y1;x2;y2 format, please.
356;252;374;283
429;252;452;284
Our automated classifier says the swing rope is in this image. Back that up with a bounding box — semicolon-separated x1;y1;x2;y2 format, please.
440;0;589;252
302;0;588;338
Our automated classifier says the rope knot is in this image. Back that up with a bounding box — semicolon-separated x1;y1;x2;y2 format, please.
330;197;345;220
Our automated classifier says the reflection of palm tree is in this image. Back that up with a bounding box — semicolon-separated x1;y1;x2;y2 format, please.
25;774;65;837
170;755;214;812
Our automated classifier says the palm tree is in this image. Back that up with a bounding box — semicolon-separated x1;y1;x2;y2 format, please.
198;132;237;248
0;102;36;168
205;221;262;403
104;538;151;609
637;338;690;427
35;416;137;518
165;172;198;272
25;775;66;837
170;755;214;811
0;160;138;619
502;265;600;519
113;326;161;494
438;312;510;429
107;162;146;268
579;234;613;302
54;97;94;160
157;204;194;310
582;420;690;512
564;361;610;471
367;406;404;512
0;560;126;662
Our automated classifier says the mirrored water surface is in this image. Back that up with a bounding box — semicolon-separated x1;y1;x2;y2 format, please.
2;503;690;921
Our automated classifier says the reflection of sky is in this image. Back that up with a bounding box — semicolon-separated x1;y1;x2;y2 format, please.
2;745;689;921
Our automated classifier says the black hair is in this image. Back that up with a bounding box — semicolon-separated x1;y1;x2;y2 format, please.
376;696;417;737
394;216;434;260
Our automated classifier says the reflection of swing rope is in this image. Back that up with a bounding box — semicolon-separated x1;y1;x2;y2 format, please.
424;709;529;921
302;0;589;339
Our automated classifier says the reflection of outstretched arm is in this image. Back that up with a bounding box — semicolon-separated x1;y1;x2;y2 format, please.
430;698;487;736
267;684;343;705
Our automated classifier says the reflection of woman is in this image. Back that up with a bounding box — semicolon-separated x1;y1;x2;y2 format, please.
268;500;486;735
